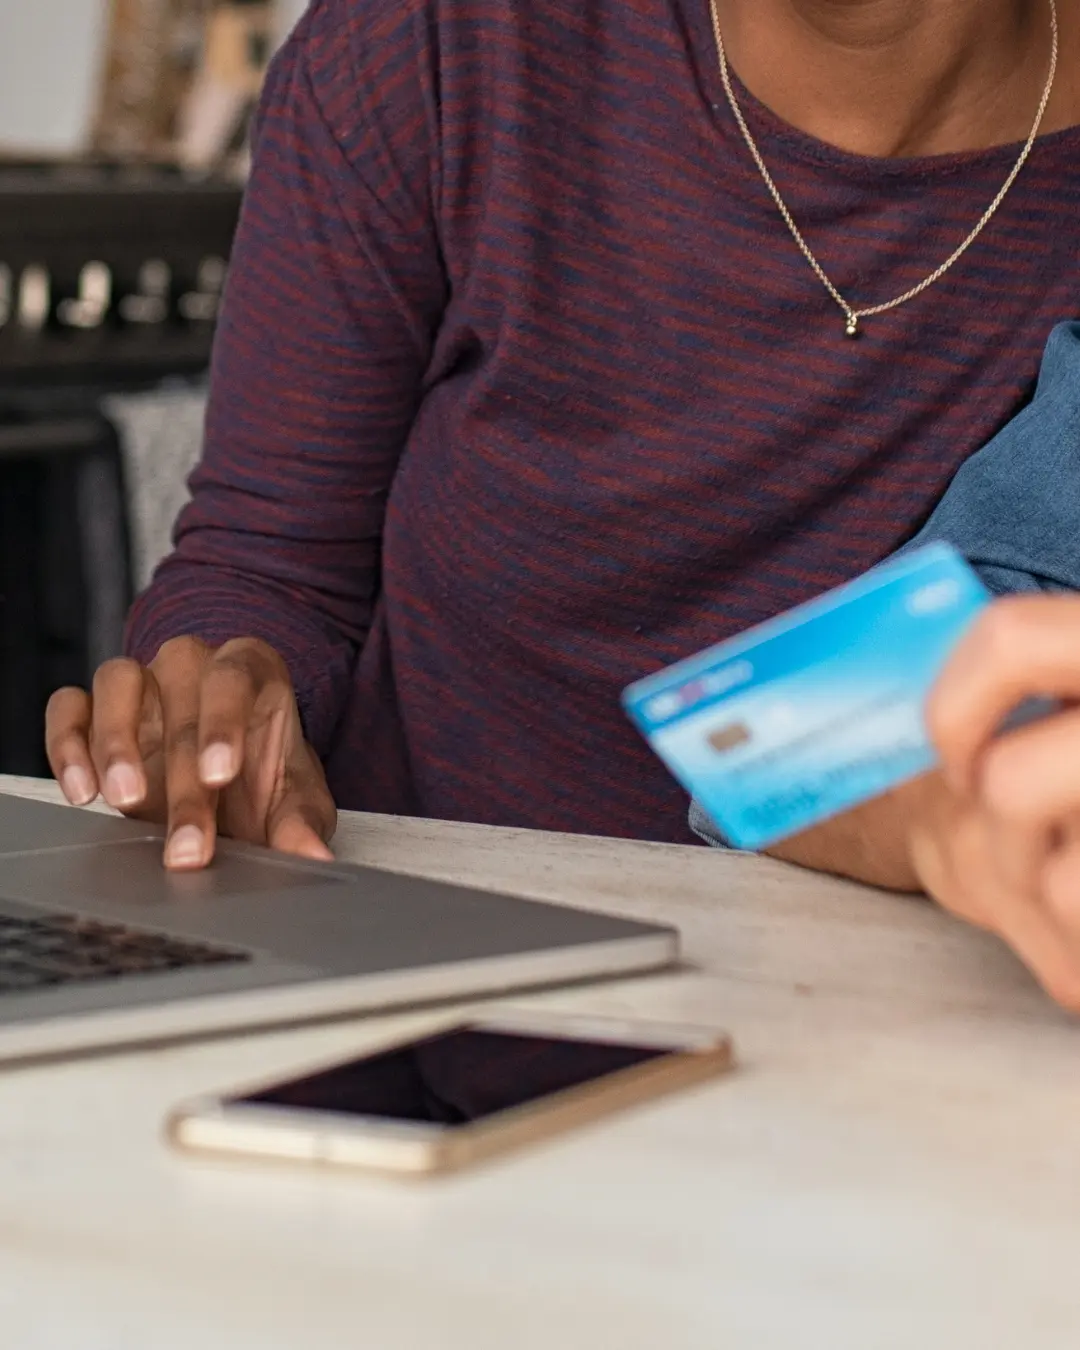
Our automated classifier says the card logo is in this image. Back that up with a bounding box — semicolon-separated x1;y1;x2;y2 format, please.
644;658;754;724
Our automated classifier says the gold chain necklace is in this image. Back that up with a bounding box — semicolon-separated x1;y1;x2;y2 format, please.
707;0;1059;337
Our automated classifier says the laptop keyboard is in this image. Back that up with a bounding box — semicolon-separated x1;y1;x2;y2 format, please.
0;911;250;994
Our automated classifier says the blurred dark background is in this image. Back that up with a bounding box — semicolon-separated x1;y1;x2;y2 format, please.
0;0;305;775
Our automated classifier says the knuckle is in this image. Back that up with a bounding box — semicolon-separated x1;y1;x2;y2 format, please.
91;657;141;695
48;725;80;755
216;635;265;661
56;731;91;760
973;599;1028;662
92;733;136;763
168;799;212;829
166;719;200;757
87;712;139;758
153;635;207;670
204;653;259;702
980;750;1038;823
209;649;258;680
45;686;86;725
47;731;90;772
47;683;84;708
221;637;291;685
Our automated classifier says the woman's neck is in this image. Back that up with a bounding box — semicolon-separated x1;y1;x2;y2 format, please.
714;0;1078;156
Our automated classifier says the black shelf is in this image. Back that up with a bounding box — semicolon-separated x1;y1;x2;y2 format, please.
0;161;242;389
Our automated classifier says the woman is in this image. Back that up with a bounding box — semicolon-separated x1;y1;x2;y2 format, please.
46;0;1080;1005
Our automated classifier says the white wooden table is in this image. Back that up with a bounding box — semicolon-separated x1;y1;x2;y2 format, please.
1;773;1078;1350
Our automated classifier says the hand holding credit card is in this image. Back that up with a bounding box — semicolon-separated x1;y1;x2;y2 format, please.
623;544;990;850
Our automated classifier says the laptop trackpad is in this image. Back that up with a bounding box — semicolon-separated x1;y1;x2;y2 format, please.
0;839;347;911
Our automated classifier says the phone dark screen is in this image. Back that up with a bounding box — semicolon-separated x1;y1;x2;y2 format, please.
237;1028;671;1126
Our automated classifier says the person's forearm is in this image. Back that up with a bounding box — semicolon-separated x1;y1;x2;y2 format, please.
763;773;948;892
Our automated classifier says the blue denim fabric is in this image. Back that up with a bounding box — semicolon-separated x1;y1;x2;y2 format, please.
690;322;1080;848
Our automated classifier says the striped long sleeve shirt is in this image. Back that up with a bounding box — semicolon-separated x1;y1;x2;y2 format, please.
127;0;1080;843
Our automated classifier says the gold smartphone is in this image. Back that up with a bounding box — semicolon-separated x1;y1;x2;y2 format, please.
166;1012;734;1177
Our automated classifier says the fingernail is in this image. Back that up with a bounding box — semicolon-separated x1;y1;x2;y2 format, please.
199;742;236;786
165;826;206;870
104;762;143;808
61;766;95;806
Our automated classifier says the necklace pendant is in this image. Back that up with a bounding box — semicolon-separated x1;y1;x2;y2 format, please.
711;0;1058;343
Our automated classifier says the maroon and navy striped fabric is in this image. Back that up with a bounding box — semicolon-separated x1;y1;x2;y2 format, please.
127;0;1080;844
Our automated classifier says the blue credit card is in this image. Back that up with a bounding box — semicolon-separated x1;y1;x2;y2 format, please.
623;544;990;851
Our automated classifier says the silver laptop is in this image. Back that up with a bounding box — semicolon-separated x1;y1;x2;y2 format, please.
0;793;677;1066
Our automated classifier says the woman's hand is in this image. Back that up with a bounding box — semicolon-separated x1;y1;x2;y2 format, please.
912;596;1080;1010
45;636;336;872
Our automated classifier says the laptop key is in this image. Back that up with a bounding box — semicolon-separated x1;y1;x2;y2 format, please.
0;910;249;994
